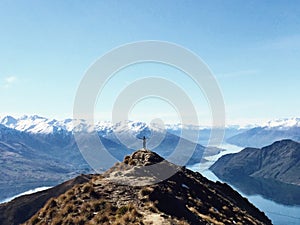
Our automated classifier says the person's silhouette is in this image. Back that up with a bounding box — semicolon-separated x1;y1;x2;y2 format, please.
143;136;146;149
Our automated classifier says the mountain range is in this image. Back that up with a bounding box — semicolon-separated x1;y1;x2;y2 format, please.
2;115;300;148
0;115;223;202
1;115;300;202
227;118;300;148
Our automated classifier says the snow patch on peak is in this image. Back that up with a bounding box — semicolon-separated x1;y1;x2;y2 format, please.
127;121;148;132
263;118;300;129
0;115;70;135
111;120;147;133
0;116;18;128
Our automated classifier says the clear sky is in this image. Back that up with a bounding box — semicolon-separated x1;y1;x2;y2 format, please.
0;0;299;126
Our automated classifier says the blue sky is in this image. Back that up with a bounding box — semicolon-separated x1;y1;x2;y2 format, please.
0;0;299;125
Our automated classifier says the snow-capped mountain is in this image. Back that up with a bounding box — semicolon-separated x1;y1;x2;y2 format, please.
0;115;156;137
227;118;300;148
0;115;71;134
263;118;300;129
0;115;247;144
6;114;300;152
0;115;231;170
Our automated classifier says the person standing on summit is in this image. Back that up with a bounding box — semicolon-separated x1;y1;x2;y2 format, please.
143;136;146;149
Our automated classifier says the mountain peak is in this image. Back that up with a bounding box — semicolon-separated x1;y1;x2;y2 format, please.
16;149;271;225
123;149;164;166
0;115;17;127
264;117;300;129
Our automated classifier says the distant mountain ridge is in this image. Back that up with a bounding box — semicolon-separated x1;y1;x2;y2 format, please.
227;118;300;148
0;114;248;148
263;118;300;129
210;139;300;186
4;115;299;145
0;115;222;163
0;114;237;133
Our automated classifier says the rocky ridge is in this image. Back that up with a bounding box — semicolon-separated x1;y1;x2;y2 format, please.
14;149;273;225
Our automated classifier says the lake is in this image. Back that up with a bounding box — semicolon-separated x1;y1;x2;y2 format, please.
188;143;300;225
0;186;52;204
